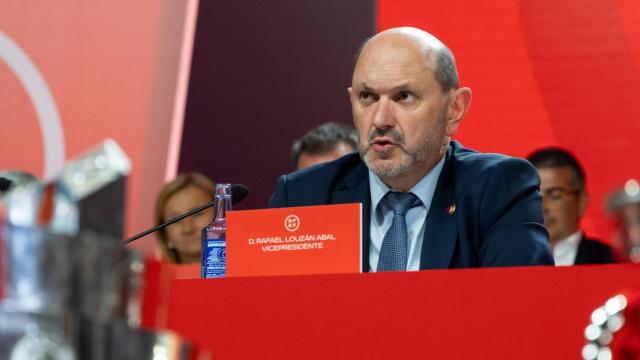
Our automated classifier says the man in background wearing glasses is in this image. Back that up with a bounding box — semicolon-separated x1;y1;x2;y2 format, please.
527;148;616;265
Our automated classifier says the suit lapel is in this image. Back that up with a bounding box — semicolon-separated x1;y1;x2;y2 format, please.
574;234;587;265
420;146;458;270
331;161;371;273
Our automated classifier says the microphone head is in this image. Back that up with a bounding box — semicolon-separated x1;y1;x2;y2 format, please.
231;184;249;205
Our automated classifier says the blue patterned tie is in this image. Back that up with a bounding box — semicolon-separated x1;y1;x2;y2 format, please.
377;191;419;272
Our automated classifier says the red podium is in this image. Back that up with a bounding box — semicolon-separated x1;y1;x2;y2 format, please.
142;263;640;359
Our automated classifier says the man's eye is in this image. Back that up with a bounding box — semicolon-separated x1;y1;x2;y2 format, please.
396;91;415;102
545;190;564;201
359;91;377;103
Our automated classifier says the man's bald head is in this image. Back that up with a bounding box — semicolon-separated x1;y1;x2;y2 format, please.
353;27;459;92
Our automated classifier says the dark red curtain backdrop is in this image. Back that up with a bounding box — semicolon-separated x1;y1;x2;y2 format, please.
178;0;375;210
379;0;640;242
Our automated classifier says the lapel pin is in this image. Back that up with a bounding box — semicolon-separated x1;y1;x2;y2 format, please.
448;203;456;216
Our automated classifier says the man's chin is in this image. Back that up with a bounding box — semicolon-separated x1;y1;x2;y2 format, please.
544;220;555;230
368;148;394;160
365;158;406;179
545;226;561;243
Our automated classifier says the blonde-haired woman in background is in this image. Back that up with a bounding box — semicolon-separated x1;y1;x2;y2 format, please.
154;172;214;264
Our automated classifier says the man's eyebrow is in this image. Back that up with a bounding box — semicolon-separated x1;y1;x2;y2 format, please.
392;83;415;92
544;187;569;193
355;82;416;92
353;83;379;94
353;82;372;91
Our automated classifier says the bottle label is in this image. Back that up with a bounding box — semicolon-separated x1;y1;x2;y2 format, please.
201;237;226;278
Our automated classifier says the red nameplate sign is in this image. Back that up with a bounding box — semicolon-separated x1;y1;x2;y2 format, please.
226;203;361;277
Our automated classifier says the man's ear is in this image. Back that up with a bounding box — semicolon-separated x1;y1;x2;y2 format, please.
347;87;354;104
579;192;589;217
445;87;472;136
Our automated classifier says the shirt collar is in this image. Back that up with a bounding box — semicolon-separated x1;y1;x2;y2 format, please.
553;230;582;266
369;155;446;213
556;230;582;248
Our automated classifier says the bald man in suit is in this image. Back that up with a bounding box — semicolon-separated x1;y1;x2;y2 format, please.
269;27;553;272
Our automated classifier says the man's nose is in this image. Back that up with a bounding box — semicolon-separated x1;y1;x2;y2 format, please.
542;194;550;213
372;97;396;129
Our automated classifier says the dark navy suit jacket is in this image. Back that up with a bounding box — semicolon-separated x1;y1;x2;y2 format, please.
574;235;616;265
268;141;554;271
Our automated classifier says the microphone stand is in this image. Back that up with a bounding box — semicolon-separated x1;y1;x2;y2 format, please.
123;200;216;244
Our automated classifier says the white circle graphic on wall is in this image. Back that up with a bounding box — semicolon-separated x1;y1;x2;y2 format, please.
0;31;65;179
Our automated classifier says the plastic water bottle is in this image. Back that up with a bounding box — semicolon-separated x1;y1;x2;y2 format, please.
201;183;231;278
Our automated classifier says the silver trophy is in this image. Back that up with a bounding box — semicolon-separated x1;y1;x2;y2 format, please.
0;140;194;359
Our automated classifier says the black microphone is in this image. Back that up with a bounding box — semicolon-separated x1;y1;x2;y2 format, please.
123;184;248;244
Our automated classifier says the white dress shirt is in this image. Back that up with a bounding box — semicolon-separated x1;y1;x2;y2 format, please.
553;230;582;266
368;156;446;272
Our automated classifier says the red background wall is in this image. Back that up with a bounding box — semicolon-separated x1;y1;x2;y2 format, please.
0;0;195;255
379;0;640;242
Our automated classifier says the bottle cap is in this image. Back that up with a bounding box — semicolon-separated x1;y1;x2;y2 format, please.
215;183;232;197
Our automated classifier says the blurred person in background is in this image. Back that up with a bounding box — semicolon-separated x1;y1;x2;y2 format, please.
291;122;358;170
606;179;640;263
528;147;615;265
154;172;214;264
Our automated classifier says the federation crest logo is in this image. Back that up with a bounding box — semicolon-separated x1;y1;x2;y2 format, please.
284;214;300;232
